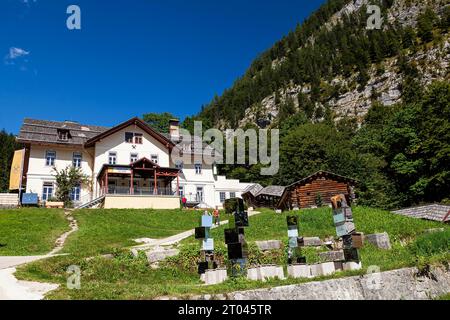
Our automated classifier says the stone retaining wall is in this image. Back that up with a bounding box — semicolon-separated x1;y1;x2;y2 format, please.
193;266;450;300
0;194;19;209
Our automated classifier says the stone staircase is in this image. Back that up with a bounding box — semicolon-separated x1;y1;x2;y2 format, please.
393;204;450;223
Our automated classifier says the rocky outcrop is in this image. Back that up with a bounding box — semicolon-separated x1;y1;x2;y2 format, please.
238;0;450;128
190;265;450;300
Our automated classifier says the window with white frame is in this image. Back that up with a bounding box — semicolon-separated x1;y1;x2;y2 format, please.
230;192;236;199
151;154;159;164
125;132;134;143
45;151;56;166
195;163;202;175
220;192;226;203
73;152;82;168
130;153;139;163
134;133;143;144
57;129;70;141
42;182;54;201
125;132;143;144
70;184;81;201
108;152;117;165
179;186;184;197
175;160;184;170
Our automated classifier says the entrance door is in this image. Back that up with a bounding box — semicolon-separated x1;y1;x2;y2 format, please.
196;187;204;203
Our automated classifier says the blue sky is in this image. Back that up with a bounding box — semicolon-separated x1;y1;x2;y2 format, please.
1;0;325;134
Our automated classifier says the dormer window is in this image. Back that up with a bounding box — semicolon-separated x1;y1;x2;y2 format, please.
125;132;143;144
134;133;143;144
125;132;134;143
57;129;71;141
175;160;184;170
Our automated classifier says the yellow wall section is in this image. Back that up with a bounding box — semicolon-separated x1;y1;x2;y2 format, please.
104;195;180;209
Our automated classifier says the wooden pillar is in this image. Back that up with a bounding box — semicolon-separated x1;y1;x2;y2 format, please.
105;171;109;195
154;168;158;195
176;173;180;196
130;169;134;195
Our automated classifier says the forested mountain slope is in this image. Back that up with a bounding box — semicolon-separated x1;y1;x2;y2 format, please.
188;0;449;130
183;0;450;210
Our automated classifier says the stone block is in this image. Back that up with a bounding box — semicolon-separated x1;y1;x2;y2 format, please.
201;269;228;285
310;263;336;277
310;264;322;277
260;265;285;281
247;267;260;281
146;248;180;263
287;264;312;278
320;262;336;276
343;261;362;271
255;240;282;251
334;261;344;271
303;237;323;247
319;251;345;262
366;233;392;250
247;265;285;281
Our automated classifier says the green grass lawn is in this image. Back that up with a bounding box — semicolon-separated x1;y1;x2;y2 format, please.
0;208;68;256
15;207;449;300
62;209;204;257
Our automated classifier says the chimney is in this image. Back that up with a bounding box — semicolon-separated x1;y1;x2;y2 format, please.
169;119;180;140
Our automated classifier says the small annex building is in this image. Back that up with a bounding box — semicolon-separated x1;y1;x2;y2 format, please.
279;171;358;210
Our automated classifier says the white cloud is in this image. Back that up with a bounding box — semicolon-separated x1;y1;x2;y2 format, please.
7;47;30;60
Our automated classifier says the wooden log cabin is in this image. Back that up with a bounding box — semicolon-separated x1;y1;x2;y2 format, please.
279;171;357;209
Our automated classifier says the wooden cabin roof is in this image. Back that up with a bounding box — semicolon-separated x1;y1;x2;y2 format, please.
257;185;286;198
287;171;358;188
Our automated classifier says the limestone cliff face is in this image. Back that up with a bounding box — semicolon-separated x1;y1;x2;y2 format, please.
238;0;449;128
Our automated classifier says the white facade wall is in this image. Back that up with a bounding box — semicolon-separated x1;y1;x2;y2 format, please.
213;176;252;208
23;123;250;208
26;145;93;202
92;125;170;196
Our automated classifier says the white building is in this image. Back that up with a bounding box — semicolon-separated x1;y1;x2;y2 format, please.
16;117;251;209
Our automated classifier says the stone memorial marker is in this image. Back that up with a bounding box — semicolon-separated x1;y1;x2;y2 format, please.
366;232;392;250
225;198;250;277
196;212;217;275
331;194;363;265
287;215;307;265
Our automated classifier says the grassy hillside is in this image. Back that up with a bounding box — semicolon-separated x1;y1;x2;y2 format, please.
62;209;204;257
0;208;68;256
15;207;449;300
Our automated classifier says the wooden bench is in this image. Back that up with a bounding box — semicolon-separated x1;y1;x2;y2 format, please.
45;202;65;209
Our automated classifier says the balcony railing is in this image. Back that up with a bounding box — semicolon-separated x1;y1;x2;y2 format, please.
106;186;178;197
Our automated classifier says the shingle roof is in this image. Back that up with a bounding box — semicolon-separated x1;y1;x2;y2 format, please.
393;204;450;223
17;118;216;156
243;184;264;197
287;171;358;188
84;117;174;149
17;118;110;146
257;185;286;198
